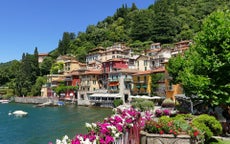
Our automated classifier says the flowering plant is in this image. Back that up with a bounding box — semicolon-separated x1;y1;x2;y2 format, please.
68;107;150;144
155;108;172;117
144;118;203;142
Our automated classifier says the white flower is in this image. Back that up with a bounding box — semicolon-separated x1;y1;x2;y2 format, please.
112;108;117;113
56;135;70;144
85;123;92;129
114;133;121;138
92;123;97;128
62;135;69;141
56;139;61;144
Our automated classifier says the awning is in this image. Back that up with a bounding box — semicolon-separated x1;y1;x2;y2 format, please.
89;93;121;98
130;95;165;99
109;82;119;86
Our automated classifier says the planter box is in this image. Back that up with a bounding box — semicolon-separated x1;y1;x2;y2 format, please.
140;131;192;144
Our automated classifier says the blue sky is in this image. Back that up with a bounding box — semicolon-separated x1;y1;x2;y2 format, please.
0;0;154;63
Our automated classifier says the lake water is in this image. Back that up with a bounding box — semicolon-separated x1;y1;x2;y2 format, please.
0;103;113;144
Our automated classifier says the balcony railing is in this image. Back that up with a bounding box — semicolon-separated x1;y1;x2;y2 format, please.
108;89;120;93
80;83;91;87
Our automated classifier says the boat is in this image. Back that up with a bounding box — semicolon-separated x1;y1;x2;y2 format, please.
35;101;52;107
12;110;28;117
57;101;65;106
0;99;10;104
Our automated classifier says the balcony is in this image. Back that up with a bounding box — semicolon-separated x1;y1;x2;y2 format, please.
64;77;72;81
80;83;91;87
133;80;147;84
108;89;120;93
142;85;147;88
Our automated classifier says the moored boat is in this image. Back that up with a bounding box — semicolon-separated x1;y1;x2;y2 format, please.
0;99;10;104
12;110;28;117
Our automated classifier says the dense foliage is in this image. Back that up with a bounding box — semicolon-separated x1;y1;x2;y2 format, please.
167;9;230;105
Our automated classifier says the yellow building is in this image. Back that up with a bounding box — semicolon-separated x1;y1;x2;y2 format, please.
132;67;166;97
132;70;152;96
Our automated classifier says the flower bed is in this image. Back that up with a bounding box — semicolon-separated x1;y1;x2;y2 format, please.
52;107;151;144
143;117;203;144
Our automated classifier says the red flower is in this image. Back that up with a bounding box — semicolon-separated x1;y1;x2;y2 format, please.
167;121;173;127
193;131;199;137
159;130;164;134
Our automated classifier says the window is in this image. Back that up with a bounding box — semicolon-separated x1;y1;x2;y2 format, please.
144;60;147;66
152;61;155;67
93;80;96;84
81;95;84;100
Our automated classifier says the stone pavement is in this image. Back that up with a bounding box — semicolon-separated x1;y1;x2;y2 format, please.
212;136;230;141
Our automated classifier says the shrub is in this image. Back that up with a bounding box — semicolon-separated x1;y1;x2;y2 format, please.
192;114;222;140
161;98;175;108
131;99;154;112
172;114;194;121
113;99;123;107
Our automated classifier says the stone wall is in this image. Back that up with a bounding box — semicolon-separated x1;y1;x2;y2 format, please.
140;131;192;144
14;97;57;104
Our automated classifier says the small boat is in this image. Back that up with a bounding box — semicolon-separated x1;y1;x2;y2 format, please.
57;101;65;106
12;110;28;117
0;99;10;104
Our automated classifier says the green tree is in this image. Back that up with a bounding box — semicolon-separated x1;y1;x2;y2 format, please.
57;32;74;55
40;56;53;76
130;10;154;42
151;0;180;43
33;47;40;80
50;62;64;74
167;9;230;105
30;76;46;96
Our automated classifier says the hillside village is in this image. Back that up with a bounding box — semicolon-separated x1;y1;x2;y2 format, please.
40;40;191;107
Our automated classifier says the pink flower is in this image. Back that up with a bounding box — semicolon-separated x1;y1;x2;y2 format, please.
125;118;133;123
105;135;114;143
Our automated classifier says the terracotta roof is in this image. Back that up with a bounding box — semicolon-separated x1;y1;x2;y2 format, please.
109;68;138;74
103;58;126;63
69;71;80;76
152;67;165;73
38;53;49;56
136;55;150;60
132;67;165;76
79;63;86;66
175;40;192;45
132;70;153;76
151;43;161;46
79;70;102;75
146;48;161;53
